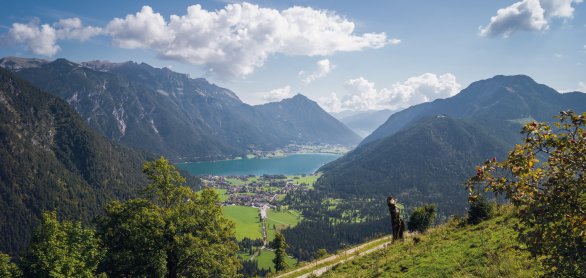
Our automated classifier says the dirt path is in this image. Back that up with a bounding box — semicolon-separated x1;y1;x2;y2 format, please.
275;236;392;278
259;205;269;247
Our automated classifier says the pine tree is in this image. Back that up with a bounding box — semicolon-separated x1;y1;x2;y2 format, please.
272;233;288;272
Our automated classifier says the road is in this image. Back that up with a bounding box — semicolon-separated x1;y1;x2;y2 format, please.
274;236;392;278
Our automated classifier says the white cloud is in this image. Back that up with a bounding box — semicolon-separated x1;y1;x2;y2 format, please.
319;73;461;112
104;3;390;78
106;6;173;49
261;85;293;102
389;38;401;45
578;81;586;92
7;18;101;56
300;59;334;83
480;0;582;38
5;3;393;78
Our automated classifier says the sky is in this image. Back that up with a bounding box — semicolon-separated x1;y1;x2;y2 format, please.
1;0;585;112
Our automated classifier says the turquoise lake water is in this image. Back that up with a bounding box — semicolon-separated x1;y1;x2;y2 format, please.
176;153;342;176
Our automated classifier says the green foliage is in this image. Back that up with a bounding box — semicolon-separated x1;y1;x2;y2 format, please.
407;204;437;233
98;157;240;278
96;199;167;277
467;195;493;225
315;249;329;259
20;211;104;278
467;110;586;277
0;253;21;278
272;233;289;272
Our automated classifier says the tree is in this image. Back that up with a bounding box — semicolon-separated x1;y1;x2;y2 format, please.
20;211;104;278
0;253;21;278
315;248;328;259
467;195;493;225
466;111;586;276
407;204;437;233
272;233;289;272
97;157;240;278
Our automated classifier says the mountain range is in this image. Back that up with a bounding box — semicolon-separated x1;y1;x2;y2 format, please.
0;57;360;161
318;75;586;215
0;68;149;255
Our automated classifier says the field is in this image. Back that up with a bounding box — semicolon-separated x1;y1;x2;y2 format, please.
265;208;302;241
256;249;297;271
222;206;262;240
287;174;320;185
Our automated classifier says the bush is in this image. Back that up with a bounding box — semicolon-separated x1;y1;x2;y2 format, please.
467;196;492;225
407;204;437;233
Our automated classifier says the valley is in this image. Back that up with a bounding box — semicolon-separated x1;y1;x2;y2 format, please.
197;174;313;273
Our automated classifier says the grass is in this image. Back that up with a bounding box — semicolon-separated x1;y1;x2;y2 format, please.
225;177;247;186
257;249;297;271
287;174;320;185
222;205;262;240
319;206;544;277
276;236;392;278
265;209;302;241
215;188;229;202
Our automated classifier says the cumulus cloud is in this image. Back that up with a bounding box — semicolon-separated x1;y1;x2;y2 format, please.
5;2;392;77
480;0;582;38
300;59;334;83
7;18;101;56
261;85;293;102
318;73;461;112
103;3;390;77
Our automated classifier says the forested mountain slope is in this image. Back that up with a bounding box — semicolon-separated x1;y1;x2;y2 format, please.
319;116;508;215
0;68;148;255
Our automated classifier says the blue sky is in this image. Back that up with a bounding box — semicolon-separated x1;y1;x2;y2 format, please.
1;0;585;111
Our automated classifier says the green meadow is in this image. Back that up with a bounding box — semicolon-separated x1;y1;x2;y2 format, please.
222;206;262;240
265;208;302;241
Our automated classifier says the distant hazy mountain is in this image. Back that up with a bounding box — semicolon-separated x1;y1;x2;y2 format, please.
0;68;148;255
256;95;361;145
334;109;395;138
1;57;360;161
319;75;586;215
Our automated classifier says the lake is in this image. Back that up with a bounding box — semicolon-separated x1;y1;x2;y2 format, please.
176;153;342;176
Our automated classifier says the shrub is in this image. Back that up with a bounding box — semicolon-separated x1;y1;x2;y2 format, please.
467;196;493;224
407;204;437;233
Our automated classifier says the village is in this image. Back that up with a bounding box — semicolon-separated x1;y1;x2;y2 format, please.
200;174;317;207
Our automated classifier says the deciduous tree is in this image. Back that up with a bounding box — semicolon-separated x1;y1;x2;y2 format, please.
466;111;586;276
98;157;240;278
20;211;104;278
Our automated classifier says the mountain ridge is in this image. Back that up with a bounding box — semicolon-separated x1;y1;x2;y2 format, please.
318;75;586;216
0;57;360;161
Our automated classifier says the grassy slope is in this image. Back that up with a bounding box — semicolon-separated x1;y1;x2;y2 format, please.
319;207;543;277
222;206;262;240
266;209;302;241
